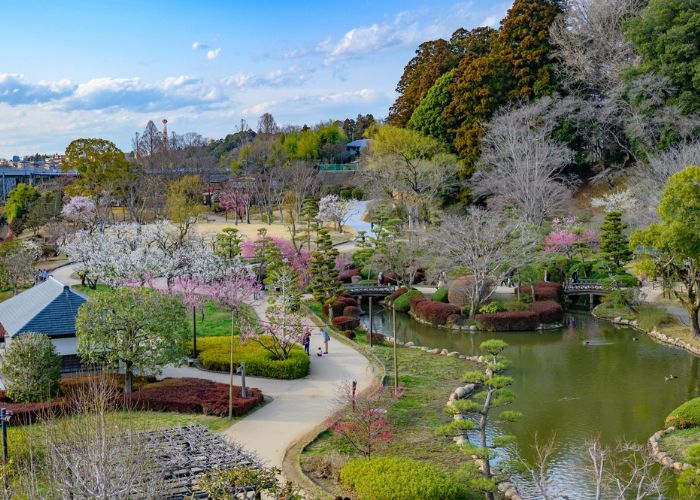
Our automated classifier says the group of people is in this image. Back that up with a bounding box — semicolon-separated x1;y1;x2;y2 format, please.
35;269;50;283
302;328;331;357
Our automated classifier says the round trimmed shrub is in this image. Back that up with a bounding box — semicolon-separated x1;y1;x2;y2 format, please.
478;301;506;314
343;330;356;340
431;287;449;303
393;290;424;313
475;311;539;332
529;301;564;324
519;281;563;302
386;287;408;304
340;456;473;500
0;333;61;403
336;296;358;307
414;301;460;326
369;332;384;344
382;271;399;285
332;316;360;330
339;268;361;283
343;306;361;317
408;295;428;312
666;397;700;429
448;276;494;308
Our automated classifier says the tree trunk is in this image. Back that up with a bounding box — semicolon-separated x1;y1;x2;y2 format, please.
124;362;133;394
229;309;236;419
691;305;700;337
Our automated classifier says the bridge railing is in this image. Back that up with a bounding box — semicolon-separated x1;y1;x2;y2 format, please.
563;279;609;293
343;284;397;296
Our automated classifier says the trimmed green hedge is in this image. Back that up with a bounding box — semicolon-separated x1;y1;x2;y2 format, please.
431;287;449;303
197;336;310;379
666;397;700;429
340;456;475;500
393;290;424;313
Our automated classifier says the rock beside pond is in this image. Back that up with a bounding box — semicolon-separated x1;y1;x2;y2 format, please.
440;348;449;355
455;387;467;398
405;341;415;347
469;325;478;332
448;351;460;357
428;348;441;354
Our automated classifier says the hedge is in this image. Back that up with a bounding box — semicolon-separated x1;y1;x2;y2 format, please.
414;301;460;326
666;397;700;429
323;296;358;317
393;290;424;313
340;456;474;500
386;287;408;303
343;306;361;317
408;295;427;313
338;268;361;282
528;301;564;324
343;330;356;340
332;316;360;330
197;336;310;379
431;287;449;303
475;311;539;332
128;378;263;417
518;281;563;302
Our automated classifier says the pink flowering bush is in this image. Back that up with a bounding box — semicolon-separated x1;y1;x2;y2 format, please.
545;216;599;262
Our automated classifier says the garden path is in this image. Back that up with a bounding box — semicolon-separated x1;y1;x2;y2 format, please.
162;298;374;469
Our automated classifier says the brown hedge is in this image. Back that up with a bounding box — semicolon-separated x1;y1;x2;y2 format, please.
332;316;360;329
528;301;564;324
343;330;356;340
518;281;563;302
343;306;361;317
414;301;460;326
475;311;539;332
338;268;361;283
408;295;428;312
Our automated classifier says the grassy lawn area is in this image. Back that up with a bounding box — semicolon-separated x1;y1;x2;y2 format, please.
300;337;475;496
659;428;700;463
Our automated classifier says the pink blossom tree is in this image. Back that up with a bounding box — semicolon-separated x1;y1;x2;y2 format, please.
333;381;397;458
219;190;251;224
207;268;259;418
544;216;600;279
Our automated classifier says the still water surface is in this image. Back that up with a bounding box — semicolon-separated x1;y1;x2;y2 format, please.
362;309;700;497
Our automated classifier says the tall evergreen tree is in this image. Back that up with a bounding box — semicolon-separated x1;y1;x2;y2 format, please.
599;211;632;269
308;228;343;305
298;197;319;253
214;227;242;263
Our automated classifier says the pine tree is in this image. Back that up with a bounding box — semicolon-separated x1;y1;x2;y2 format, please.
309;228;343;305
214;227;242;263
298;197;319;253
599;211;632;269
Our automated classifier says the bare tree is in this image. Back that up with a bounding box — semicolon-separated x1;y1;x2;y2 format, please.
434;209;537;318
473;100;574;226
550;0;644;94
257;113;279;136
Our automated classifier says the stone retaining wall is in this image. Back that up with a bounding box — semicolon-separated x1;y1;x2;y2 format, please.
648;426;693;472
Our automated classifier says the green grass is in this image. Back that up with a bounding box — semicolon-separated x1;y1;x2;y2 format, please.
71;283;114;296
301;340;475;495
659;428;700;463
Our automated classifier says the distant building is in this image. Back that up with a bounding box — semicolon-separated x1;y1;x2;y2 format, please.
346;139;370;160
0;277;87;372
11;156;20;162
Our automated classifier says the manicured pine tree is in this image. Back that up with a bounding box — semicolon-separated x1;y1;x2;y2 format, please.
214;227;242;263
599;211;632;270
309;228;344;311
299;197;319;253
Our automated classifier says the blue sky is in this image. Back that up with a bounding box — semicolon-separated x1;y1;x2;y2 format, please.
0;0;511;157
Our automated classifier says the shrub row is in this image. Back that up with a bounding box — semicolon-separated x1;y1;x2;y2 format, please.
343;306;361;317
393;290;424;312
475;311;539;332
197;336;310;379
128;378;263;417
528;301;564;324
666;397;700;429
408;295;427;312
322;296;358;317
340;456;473;500
414;300;460;326
332;316;360;330
518;281;564;302
338;268;361;283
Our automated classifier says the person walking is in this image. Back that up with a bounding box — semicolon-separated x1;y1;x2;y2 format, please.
322;328;330;354
302;330;311;356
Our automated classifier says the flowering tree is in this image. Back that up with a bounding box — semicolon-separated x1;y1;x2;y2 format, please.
0;240;40;295
544;216;599;277
61;196;97;229
208;267;259;418
219;190;251;224
333;381;396;458
241;233;310;285
317;195;354;233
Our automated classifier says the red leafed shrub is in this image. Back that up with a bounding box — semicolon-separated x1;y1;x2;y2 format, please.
339;268;361;282
3;400;65;425
333;316;360;330
128;378;263;417
408;295;428;312
529;301;564;324
344;306;361;317
369;333;384;344
336;296;358;307
518;282;563;302
344;330;356;340
414;301;460;326
382;272;399;285
323;301;347;317
387;287;408;303
475;311;539;332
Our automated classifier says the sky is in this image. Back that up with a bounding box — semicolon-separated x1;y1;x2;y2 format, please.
0;0;512;157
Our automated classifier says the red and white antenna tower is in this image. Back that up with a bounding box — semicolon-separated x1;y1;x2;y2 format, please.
162;119;168;146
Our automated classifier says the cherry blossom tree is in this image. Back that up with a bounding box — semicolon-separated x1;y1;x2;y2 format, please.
219;190;251;224
317;195;354;233
61;196;97;230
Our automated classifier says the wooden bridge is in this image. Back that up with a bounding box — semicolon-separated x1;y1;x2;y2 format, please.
563;279;612;296
343;284;396;297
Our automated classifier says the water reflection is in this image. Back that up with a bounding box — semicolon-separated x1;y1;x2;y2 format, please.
362;308;700;497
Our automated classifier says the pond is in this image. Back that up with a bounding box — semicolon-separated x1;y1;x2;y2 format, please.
362;308;700;497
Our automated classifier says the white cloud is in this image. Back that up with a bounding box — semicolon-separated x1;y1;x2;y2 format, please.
0;73;74;105
222;66;310;89
320;89;381;104
241;101;277;116
206;48;221;60
191;41;208;50
482;15;500;28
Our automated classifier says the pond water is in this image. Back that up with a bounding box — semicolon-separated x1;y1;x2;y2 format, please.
362;309;700;497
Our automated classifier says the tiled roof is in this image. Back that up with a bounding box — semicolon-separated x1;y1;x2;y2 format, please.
0;277;86;338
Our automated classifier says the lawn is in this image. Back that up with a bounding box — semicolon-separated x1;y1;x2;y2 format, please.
659;427;700;464
300;337;475;496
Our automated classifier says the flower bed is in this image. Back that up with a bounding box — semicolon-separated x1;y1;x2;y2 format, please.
528;300;564;324
475;311;539;332
128;378;263;417
197;336;310;379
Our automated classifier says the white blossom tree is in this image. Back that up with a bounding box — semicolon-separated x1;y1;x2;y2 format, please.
61;196;97;230
317;195;354;233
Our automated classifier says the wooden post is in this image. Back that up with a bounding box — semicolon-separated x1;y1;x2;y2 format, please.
392;305;398;393
192;305;197;357
229;309;235;419
240;362;247;399
369;296;373;347
589;293;594;311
